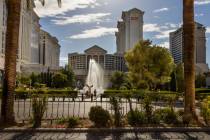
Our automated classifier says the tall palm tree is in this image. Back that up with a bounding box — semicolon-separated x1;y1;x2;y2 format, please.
183;0;196;121
0;0;61;125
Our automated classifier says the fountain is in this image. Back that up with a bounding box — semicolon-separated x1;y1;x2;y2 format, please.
84;59;104;96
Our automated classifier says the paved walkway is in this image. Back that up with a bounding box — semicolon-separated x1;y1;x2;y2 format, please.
1;132;210;140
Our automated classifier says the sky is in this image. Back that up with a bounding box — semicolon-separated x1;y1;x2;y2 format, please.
34;0;210;66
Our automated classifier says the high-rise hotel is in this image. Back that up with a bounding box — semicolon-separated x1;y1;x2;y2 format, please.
116;8;144;54
169;22;209;74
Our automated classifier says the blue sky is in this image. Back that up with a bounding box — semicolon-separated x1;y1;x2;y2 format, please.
34;0;210;66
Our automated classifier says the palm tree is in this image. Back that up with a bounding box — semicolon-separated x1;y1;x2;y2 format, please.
0;0;61;125
183;0;196;121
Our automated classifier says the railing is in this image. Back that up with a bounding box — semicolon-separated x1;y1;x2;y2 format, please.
0;94;184;122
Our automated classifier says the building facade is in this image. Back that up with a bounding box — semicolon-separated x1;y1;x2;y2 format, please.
169;22;209;74
0;0;61;74
116;8;144;54
39;29;60;71
68;45;127;86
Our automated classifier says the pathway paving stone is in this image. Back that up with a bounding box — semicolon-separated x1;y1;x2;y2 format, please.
0;131;210;140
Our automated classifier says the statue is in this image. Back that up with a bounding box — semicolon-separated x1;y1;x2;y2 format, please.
85;84;93;96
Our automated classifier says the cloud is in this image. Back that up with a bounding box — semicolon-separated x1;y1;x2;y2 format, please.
143;24;161;32
153;8;169;13
69;27;118;39
195;13;204;17
144;23;178;39
34;0;99;17
207;27;210;33
155;29;175;39
195;0;210;5
158;42;169;48
51;13;111;25
60;57;68;66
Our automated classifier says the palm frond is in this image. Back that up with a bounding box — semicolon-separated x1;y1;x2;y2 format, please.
39;0;62;7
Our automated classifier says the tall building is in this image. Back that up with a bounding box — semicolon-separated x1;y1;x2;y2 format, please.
68;45;127;86
169;22;209;74
116;8;144;54
0;0;61;74
39;29;60;71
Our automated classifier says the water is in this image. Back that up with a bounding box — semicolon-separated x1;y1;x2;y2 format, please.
84;59;104;95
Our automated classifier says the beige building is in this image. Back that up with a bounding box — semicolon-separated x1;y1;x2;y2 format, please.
0;0;60;74
39;29;60;71
169;22;209;74
116;8;144;54
68;45;127;85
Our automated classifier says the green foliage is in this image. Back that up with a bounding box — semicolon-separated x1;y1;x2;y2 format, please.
151;111;161;124
170;71;177;92
110;71;131;90
56;117;67;125
200;97;210;125
143;96;153;123
156;108;178;124
110;97;123;127
175;63;184;92
32;95;47;127
195;74;206;88
61;65;76;88
125;40;174;90
127;110;146;126
67;117;79;128
52;72;68;88
89;106;111;127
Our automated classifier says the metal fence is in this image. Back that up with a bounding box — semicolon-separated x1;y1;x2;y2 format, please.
0;94;184;122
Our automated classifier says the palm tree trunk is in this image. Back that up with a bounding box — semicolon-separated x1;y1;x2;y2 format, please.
183;0;196;118
0;0;21;124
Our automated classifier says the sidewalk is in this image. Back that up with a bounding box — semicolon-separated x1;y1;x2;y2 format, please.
1;127;210;140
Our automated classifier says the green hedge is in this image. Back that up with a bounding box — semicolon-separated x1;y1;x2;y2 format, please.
14;89;78;99
103;90;178;101
195;88;210;100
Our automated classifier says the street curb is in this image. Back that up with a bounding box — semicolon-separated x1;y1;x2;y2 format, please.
1;127;210;133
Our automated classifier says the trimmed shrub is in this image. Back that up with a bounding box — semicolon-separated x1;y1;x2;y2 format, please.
89;106;111;127
68;117;79;128
127;110;146;126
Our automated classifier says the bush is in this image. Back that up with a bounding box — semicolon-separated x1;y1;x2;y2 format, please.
200;97;210;125
68;117;79;128
151;112;161;124
32;95;47;127
89;106;111;127
157;108;178;124
143;96;153;123
127;110;146;126
56;117;67;125
110;97;122;127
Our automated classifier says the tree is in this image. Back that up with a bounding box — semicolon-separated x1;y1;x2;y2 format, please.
52;73;68;88
195;74;206;88
1;0;62;124
183;0;196;121
125;40;174;90
170;71;177;92
110;71;129;90
176;63;184;92
61;65;75;88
